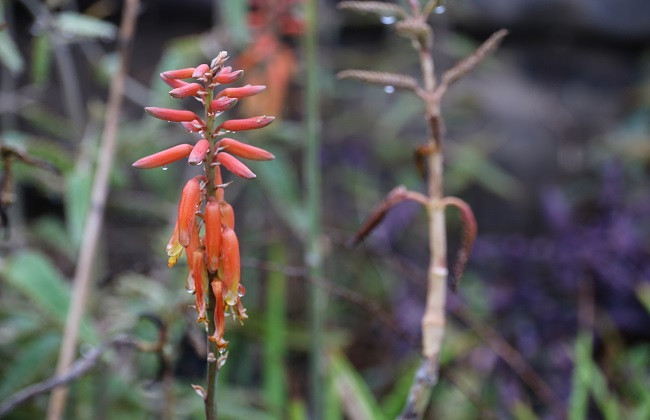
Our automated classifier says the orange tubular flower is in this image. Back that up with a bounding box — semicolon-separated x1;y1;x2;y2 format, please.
177;177;202;247
218;138;274;160
133;144;194;169
145;107;201;122
216;152;256;179
135;51;275;356
188;139;211;165
217;84;266;99
204;199;222;273
218;226;241;306
220;115;275;131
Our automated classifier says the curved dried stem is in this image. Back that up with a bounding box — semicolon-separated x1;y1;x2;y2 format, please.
338;70;419;92
439;196;477;290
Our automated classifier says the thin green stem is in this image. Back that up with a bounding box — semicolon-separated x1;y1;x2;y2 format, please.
304;0;325;418
203;86;219;420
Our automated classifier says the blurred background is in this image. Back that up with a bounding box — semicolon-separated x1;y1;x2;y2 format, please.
0;0;649;418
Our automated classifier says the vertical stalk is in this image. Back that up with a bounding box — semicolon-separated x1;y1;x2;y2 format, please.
304;0;325;417
203;85;219;420
47;1;140;418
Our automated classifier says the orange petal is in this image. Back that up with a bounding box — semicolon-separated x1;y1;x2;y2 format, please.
188;139;211;165
166;220;183;268
218;226;240;306
132;144;194;169
145;107;200;122
177;177;202;247
204;199;222;273
216;84;266;99
218;138;274;161
220;115;274;132
161;67;196;79
216;69;243;84
169;83;203;99
216;152;256;179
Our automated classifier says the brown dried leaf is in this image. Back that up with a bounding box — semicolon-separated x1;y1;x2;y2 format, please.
442;197;478;290
337;1;407;19
337;70;418;91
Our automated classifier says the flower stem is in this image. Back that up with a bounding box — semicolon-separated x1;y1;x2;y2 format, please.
203;85;220;420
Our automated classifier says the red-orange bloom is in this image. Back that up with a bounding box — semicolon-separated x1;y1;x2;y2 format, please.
209;281;228;349
217;84;266;99
177;177;202;247
216;69;244;84
161;67;195;79
218;138;274;160
209;97;238;113
191;249;207;322
169;83;203;99
145;107;200;123
160;75;189;89
204;200;222;273
132;144;194;169
192;63;210;79
217;152;256;179
218;226;241;306
219;200;235;229
188;139;211;165
220;115;275;131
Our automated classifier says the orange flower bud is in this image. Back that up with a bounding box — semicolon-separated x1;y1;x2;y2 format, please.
217;152;256;179
209;97;238;113
160;75;188;89
181;119;204;133
204;200;222;273
219;200;235;229
218;138;274;161
192;63;210;79
191;250;207;322
188;139;211;165
220;115;275;131
161;67;196;79
216;69;243;84
209;281;228;349
132;144;194;169
169;83;202;99
216;84;266;99
166;221;183;268
218;226;240;306
145;107;200;122
178;177;202;247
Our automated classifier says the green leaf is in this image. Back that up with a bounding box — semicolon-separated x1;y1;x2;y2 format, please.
569;331;592;420
0;333;60;399
380;358;419;418
1;251;97;343
52;12;118;41
65;170;93;251
31;35;52;86
328;352;386;420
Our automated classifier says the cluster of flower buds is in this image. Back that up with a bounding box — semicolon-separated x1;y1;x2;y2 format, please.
133;52;275;349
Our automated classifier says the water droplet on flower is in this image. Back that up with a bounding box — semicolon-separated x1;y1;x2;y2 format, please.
380;15;396;25
186;288;195;295
384;85;395;94
162;165;168;171
218;348;225;355
434;5;446;14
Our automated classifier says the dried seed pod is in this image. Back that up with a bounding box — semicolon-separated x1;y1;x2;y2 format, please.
188;139;211;165
177;177;202;247
132;144;194;169
204;199;222;273
216;152;256;179
218;138;274;161
218;226;240;306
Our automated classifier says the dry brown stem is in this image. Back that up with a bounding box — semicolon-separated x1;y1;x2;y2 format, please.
47;1;140;418
337;70;419;92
